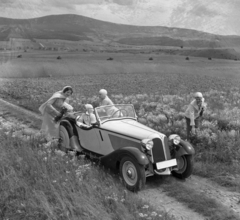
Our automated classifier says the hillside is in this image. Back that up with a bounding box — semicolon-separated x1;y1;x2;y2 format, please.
1;14;240;60
0;14;240;48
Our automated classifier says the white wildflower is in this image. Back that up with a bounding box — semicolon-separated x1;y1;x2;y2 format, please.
142;205;149;209
151;211;157;217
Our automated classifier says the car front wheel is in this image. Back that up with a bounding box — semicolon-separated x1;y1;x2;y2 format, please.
172;155;193;179
120;156;146;192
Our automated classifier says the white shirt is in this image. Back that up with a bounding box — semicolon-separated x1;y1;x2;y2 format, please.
185;99;207;126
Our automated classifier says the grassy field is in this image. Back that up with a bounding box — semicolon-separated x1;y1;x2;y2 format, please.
0;50;240;218
1;102;239;220
0;130;174;220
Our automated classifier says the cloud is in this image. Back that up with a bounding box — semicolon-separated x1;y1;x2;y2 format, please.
0;0;15;6
168;0;234;34
49;0;104;7
105;0;135;6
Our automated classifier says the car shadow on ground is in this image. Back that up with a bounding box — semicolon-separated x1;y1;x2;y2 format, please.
75;154;189;192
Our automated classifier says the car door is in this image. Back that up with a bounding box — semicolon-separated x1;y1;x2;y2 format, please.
97;129;114;155
98;129;141;156
77;127;102;155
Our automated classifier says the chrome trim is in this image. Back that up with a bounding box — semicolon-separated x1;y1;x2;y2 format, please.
154;168;171;175
161;136;168;161
101;117;137;124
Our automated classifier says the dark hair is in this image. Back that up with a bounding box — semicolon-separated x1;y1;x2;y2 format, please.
63;86;73;94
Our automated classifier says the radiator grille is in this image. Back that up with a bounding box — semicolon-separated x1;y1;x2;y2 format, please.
152;138;166;162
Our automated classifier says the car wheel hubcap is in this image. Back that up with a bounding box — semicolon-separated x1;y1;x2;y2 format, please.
122;161;137;186
127;168;135;179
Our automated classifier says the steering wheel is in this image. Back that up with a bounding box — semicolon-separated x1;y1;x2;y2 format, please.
110;109;128;118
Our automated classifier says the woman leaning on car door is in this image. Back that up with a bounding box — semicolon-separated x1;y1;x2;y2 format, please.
185;92;207;140
39;86;74;141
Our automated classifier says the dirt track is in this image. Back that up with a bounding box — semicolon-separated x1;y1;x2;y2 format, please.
0;98;240;220
139;175;240;220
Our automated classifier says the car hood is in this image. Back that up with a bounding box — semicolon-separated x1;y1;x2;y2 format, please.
100;119;164;140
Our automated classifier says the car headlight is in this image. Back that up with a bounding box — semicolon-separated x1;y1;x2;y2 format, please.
141;139;154;150
169;134;181;145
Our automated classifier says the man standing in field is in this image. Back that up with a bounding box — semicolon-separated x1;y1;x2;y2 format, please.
99;89;114;106
185;92;207;140
98;89;119;116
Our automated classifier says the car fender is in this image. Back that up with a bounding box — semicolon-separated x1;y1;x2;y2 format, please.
100;146;149;171
60;120;82;152
60;120;74;137
175;140;195;158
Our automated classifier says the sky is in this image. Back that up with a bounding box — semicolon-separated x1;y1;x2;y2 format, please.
0;0;239;35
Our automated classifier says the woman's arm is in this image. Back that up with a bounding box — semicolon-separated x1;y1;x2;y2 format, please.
46;103;60;117
46;98;65;117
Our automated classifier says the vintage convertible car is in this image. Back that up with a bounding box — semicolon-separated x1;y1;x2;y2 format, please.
59;104;195;191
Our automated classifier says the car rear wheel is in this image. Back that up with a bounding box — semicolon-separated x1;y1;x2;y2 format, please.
120;156;146;192
59;125;70;153
172;155;193;179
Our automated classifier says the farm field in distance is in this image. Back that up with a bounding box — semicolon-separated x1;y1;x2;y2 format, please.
1;49;240;219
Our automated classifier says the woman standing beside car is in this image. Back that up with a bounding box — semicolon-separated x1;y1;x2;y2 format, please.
39;86;73;141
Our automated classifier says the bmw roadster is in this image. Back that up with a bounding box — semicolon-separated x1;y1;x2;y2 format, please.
59;104;195;191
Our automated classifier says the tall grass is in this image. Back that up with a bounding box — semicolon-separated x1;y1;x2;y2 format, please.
0;63;240;189
0;131;173;220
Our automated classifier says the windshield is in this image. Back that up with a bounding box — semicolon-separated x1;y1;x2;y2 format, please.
95;104;137;122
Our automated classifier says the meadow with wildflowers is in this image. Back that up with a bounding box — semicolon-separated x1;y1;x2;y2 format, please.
0;125;173;220
1;51;240;219
0;70;240;189
1;97;240;220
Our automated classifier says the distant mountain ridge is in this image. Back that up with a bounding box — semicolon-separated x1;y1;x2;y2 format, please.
1;14;240;49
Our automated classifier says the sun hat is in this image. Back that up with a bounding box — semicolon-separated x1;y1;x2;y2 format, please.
194;92;203;98
99;89;107;95
85;104;93;109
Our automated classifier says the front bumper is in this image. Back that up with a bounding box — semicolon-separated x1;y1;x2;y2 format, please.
156;158;177;170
